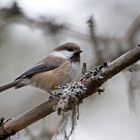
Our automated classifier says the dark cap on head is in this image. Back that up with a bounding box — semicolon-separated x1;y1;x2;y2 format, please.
54;42;82;62
54;43;81;52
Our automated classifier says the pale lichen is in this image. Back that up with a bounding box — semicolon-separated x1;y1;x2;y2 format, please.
51;82;87;140
52;82;87;114
81;62;108;82
50;62;108;140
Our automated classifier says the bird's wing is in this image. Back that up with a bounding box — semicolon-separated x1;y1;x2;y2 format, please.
15;63;59;80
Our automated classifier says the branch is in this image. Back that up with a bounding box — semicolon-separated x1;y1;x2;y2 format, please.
87;16;104;64
1;46;140;139
125;16;140;42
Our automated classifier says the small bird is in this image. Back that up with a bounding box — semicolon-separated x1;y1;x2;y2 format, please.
0;43;82;94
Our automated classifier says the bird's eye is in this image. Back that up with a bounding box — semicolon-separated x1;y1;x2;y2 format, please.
67;48;74;51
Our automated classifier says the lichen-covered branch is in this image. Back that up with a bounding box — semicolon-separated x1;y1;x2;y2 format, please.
0;46;140;139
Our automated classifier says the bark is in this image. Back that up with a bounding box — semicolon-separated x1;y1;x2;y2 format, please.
0;46;140;139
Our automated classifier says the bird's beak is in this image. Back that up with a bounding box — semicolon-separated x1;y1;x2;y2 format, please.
75;50;83;54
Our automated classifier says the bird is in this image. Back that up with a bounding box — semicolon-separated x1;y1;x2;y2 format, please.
0;43;82;94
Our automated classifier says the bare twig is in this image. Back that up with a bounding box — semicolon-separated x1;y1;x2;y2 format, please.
87;16;104;64
0;47;140;139
125;16;140;44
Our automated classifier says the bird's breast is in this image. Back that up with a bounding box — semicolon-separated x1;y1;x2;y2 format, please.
31;61;80;93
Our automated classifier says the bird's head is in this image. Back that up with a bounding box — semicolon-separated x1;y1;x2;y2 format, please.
50;43;82;62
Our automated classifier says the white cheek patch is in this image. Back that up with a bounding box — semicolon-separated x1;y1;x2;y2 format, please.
50;51;73;59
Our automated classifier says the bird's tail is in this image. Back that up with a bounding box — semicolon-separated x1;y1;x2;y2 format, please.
0;80;19;93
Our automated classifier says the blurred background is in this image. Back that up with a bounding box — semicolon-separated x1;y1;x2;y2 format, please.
0;0;140;140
